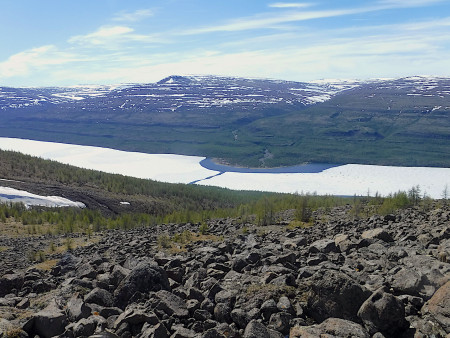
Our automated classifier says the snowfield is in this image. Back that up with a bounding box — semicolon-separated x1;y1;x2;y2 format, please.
0;137;449;199
0;186;85;208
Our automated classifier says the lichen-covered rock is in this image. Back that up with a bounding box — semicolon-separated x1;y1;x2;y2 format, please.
114;262;170;309
421;281;450;334
307;270;371;322
290;318;370;338
357;286;408;337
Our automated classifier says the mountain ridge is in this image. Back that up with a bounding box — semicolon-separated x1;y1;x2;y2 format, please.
0;75;449;167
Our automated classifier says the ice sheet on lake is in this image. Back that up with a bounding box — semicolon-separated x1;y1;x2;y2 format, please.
0;137;215;184
0;137;449;199
196;164;450;198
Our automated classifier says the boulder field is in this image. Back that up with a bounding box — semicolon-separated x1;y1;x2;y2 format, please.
0;204;449;337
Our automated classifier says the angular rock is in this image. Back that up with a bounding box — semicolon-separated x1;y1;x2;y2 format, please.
309;239;338;253
231;308;251;329
290;318;370;338
109;265;130;287
73;316;98;337
85;287;114;307
171;326;197;338
268;312;292;335
243;320;271;338
357;286;408;337
24;301;68;338
67;296;91;322
76;262;97;279
113;308;159;329
114;262;170;309
421;281;450;334
307;270;371;322
0;273;24;297
140;323;169;338
214;302;232;323
361;228;393;242
155;290;189;318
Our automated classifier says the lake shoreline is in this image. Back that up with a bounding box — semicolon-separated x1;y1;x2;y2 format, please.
200;158;342;173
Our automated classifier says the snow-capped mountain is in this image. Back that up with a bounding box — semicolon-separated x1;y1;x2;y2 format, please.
0;75;449;168
1;75;449;113
0;75;366;112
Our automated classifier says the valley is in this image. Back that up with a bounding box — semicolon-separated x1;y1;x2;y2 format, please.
1;75;449;167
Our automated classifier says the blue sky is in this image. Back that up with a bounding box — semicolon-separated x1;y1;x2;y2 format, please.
1;0;450;86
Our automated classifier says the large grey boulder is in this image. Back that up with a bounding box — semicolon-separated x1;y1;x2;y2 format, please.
85;287;114;307
357;286;408;337
421;281;450;334
23;300;68;338
66;296;91;322
155;290;189;318
309;239;338;253
113;308;159;329
362;228;393;242
114;262;170;309
307;270;371;322
140;323;169;338
0;272;24;297
243;320;271;338
290;318;370;338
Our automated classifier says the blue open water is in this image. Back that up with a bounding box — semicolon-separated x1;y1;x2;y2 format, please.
199;159;341;173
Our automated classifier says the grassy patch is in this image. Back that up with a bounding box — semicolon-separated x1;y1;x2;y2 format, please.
33;259;58;271
287;220;313;230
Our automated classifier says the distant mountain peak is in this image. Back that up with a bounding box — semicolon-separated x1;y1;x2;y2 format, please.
157;75;194;85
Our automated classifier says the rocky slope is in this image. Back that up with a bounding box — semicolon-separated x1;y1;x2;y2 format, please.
0;204;449;337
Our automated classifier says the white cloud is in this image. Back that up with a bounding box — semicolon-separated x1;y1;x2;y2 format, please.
69;26;134;45
269;2;313;8
181;6;389;35
68;25;168;48
0;45;77;78
113;9;154;22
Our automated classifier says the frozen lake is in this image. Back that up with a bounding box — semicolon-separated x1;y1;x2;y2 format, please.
0;137;449;199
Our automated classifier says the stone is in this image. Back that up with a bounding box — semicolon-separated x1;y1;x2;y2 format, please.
361;228;393;242
421;281;450;333
16;297;30;309
230;308;250;329
171;326;197;338
67;296;91;322
307;270;371;323
276;296;293;314
243;320;271;338
24;301;68;338
73;316;98;337
113;308;159;329
0;273;24;297
214;303;232;323
357;286;408;337
85;287;114;307
114;262;170;309
140;323;169;338
231;257;248;272
155;290;189;318
109;265;130;287
309;239;338;254
76;262;97;279
260;299;278;321
268;312;292;335
290;318;370;338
